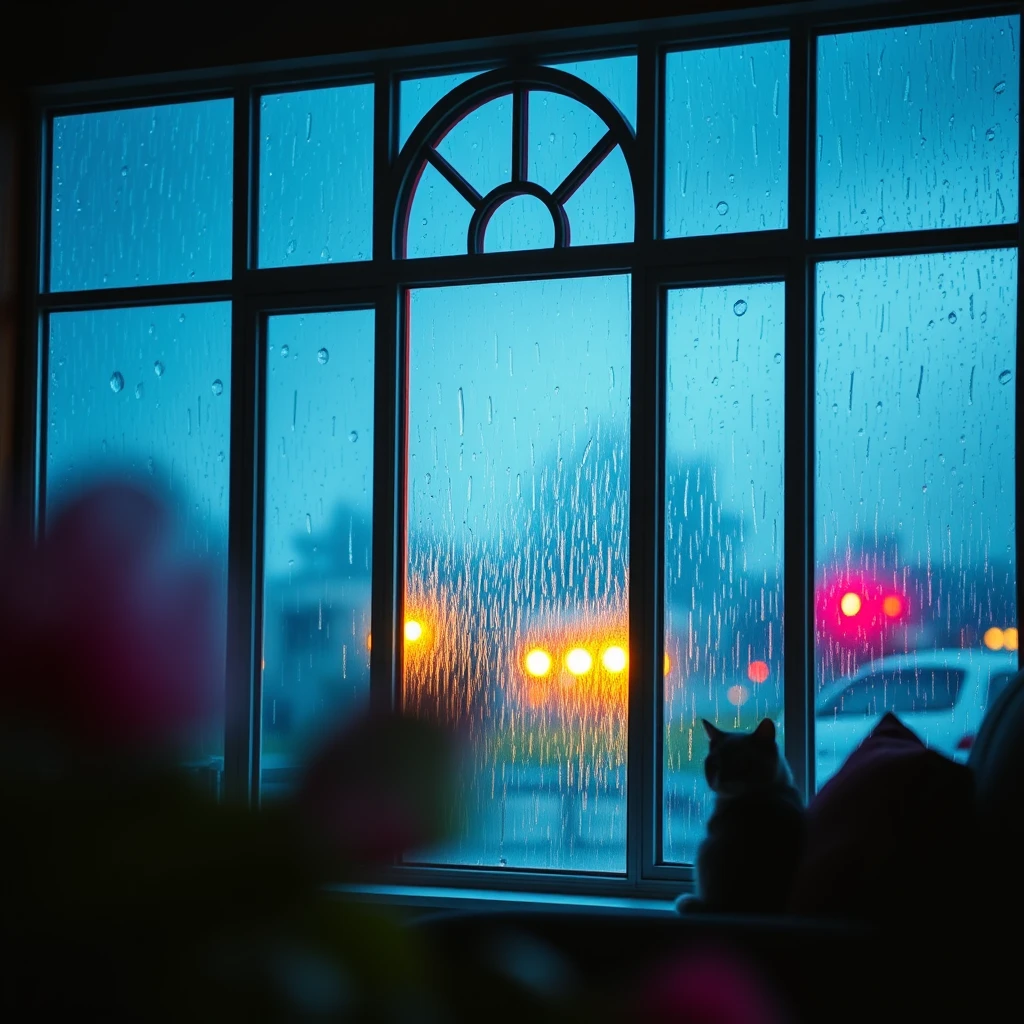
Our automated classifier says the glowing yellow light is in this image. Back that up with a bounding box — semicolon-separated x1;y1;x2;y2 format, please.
565;648;593;675
984;627;1005;651
882;595;903;618
602;646;628;673
525;648;552;677
840;592;862;617
1004;627;1019;652
366;633;372;650
727;684;751;707
664;653;672;676
404;619;424;643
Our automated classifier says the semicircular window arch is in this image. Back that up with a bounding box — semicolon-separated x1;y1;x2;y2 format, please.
395;65;637;259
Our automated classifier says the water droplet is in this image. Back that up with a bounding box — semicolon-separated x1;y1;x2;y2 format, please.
425;472;431;485
217;451;225;462
280;345;290;358
921;484;928;493
134;382;144;399
728;173;735;184
959;435;966;444
498;857;507;867
317;347;329;365
711;376;719;386
548;132;556;142
995;80;1007;94
285;239;297;255
948;311;957;324
773;352;782;364
876;401;883;412
831;403;839;414
211;379;224;396
147;457;155;475
320;246;331;260
120;165;128;176
147;323;155;336
980;311;988;324
733;299;747;316
348;430;359;443
179;311;186;323
153;361;164;377
716;200;729;215
998;369;1013;385
421;217;428;227
986;127;996;142
109;371;124;393
305;513;312;534
837;293;845;303
877;216;886;229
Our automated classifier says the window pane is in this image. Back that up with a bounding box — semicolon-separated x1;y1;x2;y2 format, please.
528;91;609;193
483;194;554;252
258;84;373;267
400;71;485;150
548;56;638;130
46;301;232;758
50;100;233;291
815;251;1018;786
564;145;634;246
816;16;1020;237
261;311;374;797
406;276;630;872
407;162;473;259
435;96;512;198
663;283;786;864
664;42;789;238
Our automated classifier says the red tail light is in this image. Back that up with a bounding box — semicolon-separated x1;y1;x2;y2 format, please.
956;734;974;751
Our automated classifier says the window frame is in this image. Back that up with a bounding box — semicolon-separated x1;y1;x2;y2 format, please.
18;0;1023;899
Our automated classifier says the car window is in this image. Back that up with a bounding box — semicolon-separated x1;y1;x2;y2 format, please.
987;671;1020;707
819;668;966;717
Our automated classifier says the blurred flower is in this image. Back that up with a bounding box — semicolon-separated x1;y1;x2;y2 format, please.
0;478;222;756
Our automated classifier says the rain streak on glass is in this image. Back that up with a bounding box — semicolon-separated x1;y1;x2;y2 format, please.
259;84;373;267
664;41;790;238
405;276;630;872
815;251;1018;791
46;301;232;759
49;99;233;291
816;16;1020;236
261;311;375;797
663;284;786;865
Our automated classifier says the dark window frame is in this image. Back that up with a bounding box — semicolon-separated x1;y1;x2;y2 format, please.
18;0;1023;899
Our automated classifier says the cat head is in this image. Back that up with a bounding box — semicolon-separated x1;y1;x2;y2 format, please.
702;718;782;796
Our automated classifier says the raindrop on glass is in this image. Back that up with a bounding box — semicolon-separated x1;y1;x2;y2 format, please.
995;80;1007;94
317;347;329;365
217;451;225;462
320;246;331;260
178;312;186;323
773;352;782;364
305;513;312;534
998;369;1013;385
959;435;966;444
733;299;748;317
876;401;883;412
711;376;720;386
280;345;290;358
153;361;164;377
348;430;359;443
831;403;839;414
922;484;928;493
986;127;996;142
716;201;729;216
211;379;224;396
948;311;957;324
109;371;124;393
120;165;128;177
134;382;144;399
286;239;297;255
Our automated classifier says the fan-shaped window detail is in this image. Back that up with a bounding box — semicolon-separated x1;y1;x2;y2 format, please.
394;66;637;258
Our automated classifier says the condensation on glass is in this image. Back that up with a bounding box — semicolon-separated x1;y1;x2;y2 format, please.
259;84;374;267
816;16;1020;237
662;283;786;864
46;301;232;756
50;100;233;291
402;66;635;259
815;250;1018;787
405;276;631;872
261;311;375;795
664;41;790;239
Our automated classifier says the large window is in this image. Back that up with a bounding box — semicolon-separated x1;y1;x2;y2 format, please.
27;2;1020;896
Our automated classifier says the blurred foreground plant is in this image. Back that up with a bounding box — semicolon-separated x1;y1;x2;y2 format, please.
0;479;461;1022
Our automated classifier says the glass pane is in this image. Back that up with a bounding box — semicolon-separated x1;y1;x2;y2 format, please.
483;195;555;252
50;100;233;292
816;16;1020;237
564;145;634;246
406;276;631;872
258;84;373;267
548;56;638;129
400;71;485;150
528;91;609;194
663;283;786;864
435;96;512;198
664;41;789;238
46;301;232;759
815;251;1018;788
261;311;375;797
406;162;474;259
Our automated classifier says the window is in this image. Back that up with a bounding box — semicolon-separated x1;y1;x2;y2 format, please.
27;1;1020;897
987;671;1019;707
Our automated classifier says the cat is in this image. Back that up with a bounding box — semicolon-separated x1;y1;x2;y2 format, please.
677;718;805;915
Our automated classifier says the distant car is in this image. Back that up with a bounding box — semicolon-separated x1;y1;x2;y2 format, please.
815;648;1019;787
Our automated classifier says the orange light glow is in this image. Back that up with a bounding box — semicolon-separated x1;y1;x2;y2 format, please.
840;592;862;617
882;595;903;618
366;633;372;650
404;619;424;642
565;648;593;675
747;660;770;684
664;653;671;676
984;627;1005;651
1004;627;1019;652
602;646;628;673
727;684;750;707
525;648;552;677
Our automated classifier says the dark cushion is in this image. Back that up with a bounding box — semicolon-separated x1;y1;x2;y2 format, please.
788;712;975;922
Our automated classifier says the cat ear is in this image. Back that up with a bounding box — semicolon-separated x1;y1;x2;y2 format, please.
754;718;776;742
702;718;724;741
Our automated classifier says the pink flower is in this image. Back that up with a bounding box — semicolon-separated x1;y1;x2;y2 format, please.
0;479;223;753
